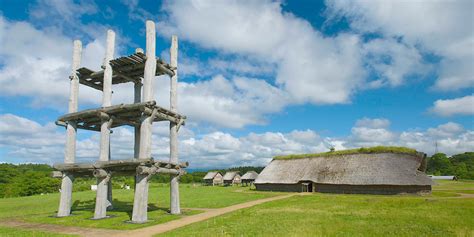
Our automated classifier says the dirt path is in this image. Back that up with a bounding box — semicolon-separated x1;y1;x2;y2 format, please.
116;193;295;237
0;194;295;237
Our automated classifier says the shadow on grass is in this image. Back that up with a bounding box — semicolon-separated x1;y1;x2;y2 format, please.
71;198;168;219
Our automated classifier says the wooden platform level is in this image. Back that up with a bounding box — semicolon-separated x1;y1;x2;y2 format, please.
55;101;186;132
77;52;175;91
52;158;189;177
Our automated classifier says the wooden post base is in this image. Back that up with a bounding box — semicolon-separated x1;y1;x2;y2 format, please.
57;173;74;217
131;174;149;223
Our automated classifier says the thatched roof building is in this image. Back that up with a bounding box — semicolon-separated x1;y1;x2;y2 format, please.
223;171;241;186
241;171;259;186
203;171;223;186
255;147;433;194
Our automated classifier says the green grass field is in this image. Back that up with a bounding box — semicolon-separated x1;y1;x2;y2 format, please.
159;180;474;237
0;181;473;236
0;183;279;231
0;226;73;237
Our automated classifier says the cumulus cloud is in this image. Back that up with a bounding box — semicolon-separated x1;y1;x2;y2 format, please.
362;38;430;87
158;0;366;105
0;14;287;128
0;16;107;109
349;118;395;147
430;95;474;117
345;118;473;156
153;75;290;128
1;114;472;168
326;0;474;91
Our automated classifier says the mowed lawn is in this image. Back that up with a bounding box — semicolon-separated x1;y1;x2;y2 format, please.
159;180;474;237
0;184;280;231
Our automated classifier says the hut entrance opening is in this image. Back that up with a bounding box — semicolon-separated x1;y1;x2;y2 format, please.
301;182;313;192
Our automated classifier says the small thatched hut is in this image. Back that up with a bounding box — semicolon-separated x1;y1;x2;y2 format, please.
203;171;223;186
223;171;241;186
241;171;259;186
255;147;433;194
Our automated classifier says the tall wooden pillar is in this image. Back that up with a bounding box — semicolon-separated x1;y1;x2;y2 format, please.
94;30;115;219
57;40;82;217
132;20;156;223
169;35;180;215
133;48;143;159
133;48;143;196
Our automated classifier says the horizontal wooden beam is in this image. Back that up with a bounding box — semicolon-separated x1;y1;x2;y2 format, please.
53;158;187;172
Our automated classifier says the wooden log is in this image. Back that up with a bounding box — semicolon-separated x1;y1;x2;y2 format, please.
95;30;115;220
157;167;181;175
95;158;154;168
142;21;156;102
131;173;149;223
58;40;82;217
134;81;142;159
132;20;156;224
54;163;95;171
154;112;180;124
157;62;174;77
136;166;157;175
169;35;180;215
93;169;108;178
93;174;111;219
57;101;157;122
51;171;63;178
58;173;74;217
154;160;188;169
102;30;115;107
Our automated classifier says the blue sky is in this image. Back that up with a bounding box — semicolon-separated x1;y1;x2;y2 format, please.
0;0;473;168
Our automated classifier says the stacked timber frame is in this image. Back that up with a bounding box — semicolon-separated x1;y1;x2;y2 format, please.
54;20;187;223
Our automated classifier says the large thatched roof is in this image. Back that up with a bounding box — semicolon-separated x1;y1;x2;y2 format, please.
255;152;432;186
203;171;220;180
241;171;259;180
223;171;240;181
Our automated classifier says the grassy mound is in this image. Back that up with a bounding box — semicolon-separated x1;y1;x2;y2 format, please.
274;146;419;160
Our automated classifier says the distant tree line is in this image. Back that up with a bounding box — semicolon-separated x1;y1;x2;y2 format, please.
1;152;471;198
427;152;474;179
0;164;60;198
0;163;263;198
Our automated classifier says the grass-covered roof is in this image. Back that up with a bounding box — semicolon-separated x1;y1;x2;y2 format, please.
273;146;419;160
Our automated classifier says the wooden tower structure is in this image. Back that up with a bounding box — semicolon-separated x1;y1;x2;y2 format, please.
52;20;187;223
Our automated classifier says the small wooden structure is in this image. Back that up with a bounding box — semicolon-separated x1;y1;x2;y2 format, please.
223;171;241;186
202;171;223;186
241;171;259;186
429;175;458;181
53;20;187;223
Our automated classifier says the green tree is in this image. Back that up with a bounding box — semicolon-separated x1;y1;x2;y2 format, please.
427;153;452;175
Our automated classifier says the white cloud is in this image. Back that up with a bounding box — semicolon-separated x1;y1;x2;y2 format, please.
427;122;465;139
345;118;473;157
362;38;430;87
350;118;395;146
153;75;290;128
2;114;471;168
326;0;474;91
355;117;390;129
430;95;474;117
158;0;366;105
0;15;287;128
0;16;107;110
28;0;107;40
